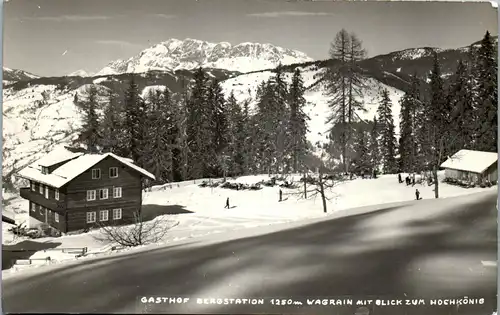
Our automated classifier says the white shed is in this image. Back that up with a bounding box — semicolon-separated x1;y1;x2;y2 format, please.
440;149;498;183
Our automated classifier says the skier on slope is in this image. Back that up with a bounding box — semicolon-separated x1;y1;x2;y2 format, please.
224;197;230;209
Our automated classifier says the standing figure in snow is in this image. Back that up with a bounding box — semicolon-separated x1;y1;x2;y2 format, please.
398;173;402;183
415;189;421;200
405;176;410;186
412;176;416;186
279;189;283;202
225;197;230;209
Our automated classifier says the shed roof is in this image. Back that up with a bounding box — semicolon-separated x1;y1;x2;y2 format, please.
440;149;498;174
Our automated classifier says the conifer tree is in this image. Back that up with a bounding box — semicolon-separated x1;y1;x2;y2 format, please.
124;77;144;164
474;31;498;152
325;29;367;173
101;88;123;154
141;88;178;183
174;81;190;181
398;76;421;172
369;116;380;171
241;99;253;174
351;125;370;174
426;53;450;198
78;84;102;153
226;92;245;176
254;79;277;174
186;68;211;178
377;89;397;173
447;60;476;152
288;68;310;173
208;79;229;176
271;64;290;173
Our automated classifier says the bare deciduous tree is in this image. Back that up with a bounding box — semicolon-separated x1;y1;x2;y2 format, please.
294;168;345;213
95;212;179;247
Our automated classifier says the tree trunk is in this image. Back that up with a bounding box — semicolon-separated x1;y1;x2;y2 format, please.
433;165;439;199
293;154;298;174
303;171;307;199
319;178;327;213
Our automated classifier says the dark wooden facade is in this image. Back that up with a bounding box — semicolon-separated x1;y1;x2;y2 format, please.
21;155;148;233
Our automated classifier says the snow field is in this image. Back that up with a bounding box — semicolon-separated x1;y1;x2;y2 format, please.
2;171;496;275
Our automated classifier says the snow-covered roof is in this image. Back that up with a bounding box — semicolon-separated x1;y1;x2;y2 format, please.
37;146;84;167
440;149;498;174
18;152;155;188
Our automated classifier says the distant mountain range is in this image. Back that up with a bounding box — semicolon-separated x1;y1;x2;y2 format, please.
96;38;313;75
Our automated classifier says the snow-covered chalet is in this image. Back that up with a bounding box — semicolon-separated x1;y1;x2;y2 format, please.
440;149;498;184
17;146;155;233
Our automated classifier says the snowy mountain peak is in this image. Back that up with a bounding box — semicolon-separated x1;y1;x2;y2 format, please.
68;69;91;77
3;67;39;83
96;38;314;75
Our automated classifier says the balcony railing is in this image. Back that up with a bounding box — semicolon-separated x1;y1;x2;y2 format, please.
19;188;66;212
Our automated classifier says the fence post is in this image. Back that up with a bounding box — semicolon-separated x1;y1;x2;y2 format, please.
29;259;32;265
84;247;88;255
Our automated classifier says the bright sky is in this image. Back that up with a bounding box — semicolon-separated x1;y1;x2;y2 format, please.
3;0;498;77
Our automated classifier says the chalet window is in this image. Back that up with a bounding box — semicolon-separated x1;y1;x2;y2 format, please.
41;167;49;175
112;208;122;220
99;188;109;200
86;211;96;223
40;206;44;215
109;167;119;178
92;168;101;179
55;189;60;200
39;184;44;194
99;210;109;222
44;186;49;199
86;190;97;201
55;213;59;223
31;203;36;212
31;182;36;191
113;187;122;198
